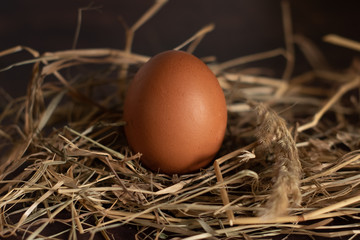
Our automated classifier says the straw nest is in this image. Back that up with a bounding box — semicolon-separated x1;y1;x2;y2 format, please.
1;1;360;239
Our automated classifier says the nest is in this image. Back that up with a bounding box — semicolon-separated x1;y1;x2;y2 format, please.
1;1;360;239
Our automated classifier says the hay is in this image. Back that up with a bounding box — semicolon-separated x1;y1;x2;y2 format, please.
1;0;360;239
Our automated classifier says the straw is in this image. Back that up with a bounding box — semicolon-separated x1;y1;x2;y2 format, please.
1;0;360;239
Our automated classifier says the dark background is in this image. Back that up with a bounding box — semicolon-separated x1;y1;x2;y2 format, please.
1;0;360;97
1;1;360;239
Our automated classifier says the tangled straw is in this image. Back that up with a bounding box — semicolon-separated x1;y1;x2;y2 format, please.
1;1;360;239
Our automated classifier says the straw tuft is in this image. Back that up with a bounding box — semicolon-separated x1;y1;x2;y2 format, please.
252;102;302;218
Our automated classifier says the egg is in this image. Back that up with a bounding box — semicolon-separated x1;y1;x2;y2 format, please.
123;50;227;174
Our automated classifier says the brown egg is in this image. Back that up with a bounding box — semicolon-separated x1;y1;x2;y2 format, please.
123;50;227;174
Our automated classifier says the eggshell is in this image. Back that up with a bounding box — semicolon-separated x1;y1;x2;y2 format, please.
123;50;227;174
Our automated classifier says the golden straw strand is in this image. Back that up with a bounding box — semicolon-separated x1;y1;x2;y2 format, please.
297;76;360;132
214;160;235;226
